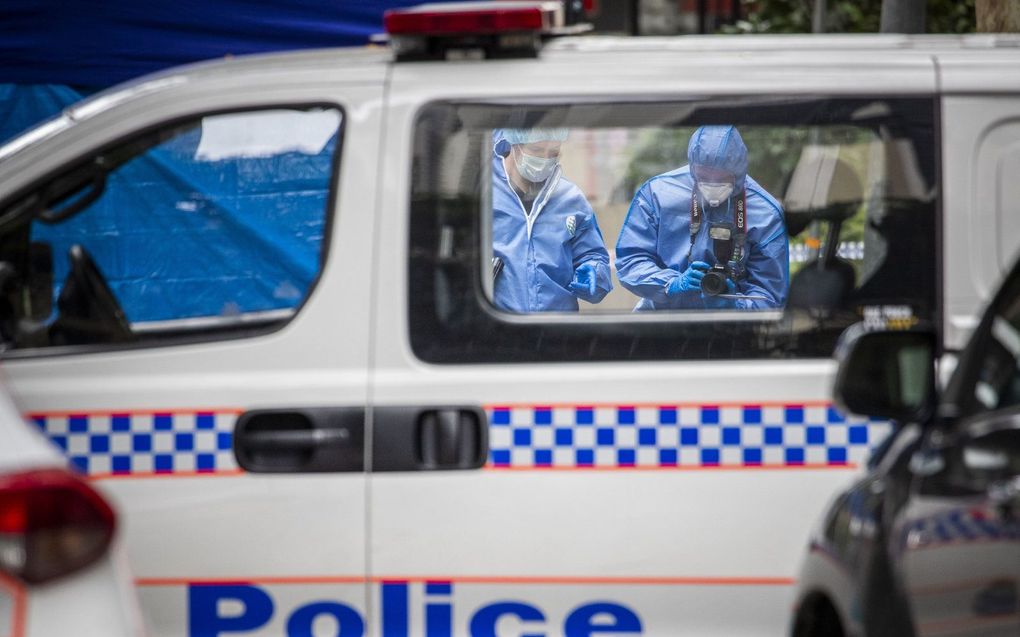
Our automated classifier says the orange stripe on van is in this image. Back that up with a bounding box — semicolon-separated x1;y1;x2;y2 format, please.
370;575;796;586
88;469;246;481
137;576;366;586
482;401;831;410
24;407;244;419
482;463;859;472
136;575;795;587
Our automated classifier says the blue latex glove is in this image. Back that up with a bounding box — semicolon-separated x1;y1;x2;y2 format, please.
568;262;597;298
666;261;710;296
703;279;737;308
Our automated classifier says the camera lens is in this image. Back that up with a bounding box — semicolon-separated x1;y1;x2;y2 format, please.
701;270;728;297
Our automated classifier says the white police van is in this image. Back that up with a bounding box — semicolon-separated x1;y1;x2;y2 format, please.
0;2;1019;635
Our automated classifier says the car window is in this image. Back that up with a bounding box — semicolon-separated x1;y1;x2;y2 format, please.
408;97;937;363
0;106;342;351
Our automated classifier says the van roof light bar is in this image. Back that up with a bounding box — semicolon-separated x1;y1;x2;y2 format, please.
383;1;585;61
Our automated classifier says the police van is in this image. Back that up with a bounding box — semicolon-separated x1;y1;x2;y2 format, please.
0;2;1018;635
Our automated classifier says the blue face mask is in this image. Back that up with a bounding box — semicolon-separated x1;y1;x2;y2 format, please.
514;148;559;183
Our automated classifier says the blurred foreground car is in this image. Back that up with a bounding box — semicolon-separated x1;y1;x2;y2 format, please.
0;378;143;637
792;257;1020;637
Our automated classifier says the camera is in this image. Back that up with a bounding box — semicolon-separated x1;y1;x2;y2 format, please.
700;264;731;297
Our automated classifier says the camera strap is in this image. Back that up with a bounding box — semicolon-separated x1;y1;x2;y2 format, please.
689;185;747;276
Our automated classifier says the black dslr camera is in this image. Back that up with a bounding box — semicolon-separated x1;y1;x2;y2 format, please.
700;263;734;297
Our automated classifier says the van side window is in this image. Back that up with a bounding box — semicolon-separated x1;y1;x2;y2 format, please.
976;119;1020;273
0;107;342;351
408;98;937;363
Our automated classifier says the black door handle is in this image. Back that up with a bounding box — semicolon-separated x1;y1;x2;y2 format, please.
241;428;354;450
234;407;365;473
373;406;488;472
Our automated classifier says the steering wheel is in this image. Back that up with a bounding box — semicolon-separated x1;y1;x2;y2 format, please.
51;244;132;344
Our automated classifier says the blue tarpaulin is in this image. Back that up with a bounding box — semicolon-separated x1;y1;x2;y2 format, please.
0;93;339;325
30;109;340;323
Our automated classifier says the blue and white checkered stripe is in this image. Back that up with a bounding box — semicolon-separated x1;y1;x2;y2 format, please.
29;411;238;476
29;403;889;475
487;404;891;469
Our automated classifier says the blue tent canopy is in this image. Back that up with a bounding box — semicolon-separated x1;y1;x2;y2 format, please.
0;0;431;88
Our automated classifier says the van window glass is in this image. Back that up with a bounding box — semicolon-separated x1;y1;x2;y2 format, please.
0;107;341;350
408;98;936;363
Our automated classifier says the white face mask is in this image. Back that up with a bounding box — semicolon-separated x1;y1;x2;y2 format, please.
514;148;559;183
697;182;734;207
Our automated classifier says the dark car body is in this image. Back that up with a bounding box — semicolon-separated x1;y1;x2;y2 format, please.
792;261;1020;637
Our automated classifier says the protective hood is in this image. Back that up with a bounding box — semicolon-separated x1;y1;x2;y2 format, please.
493;128;569;155
687;125;748;188
499;128;569;145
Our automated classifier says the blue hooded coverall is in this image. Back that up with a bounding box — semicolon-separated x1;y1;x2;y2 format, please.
616;126;789;310
492;134;612;312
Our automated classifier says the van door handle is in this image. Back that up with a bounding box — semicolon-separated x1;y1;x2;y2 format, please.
372;406;488;471
234;407;365;473
241;428;353;450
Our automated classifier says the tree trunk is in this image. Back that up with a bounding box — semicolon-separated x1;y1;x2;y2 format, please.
976;0;1020;32
880;0;926;33
812;0;827;33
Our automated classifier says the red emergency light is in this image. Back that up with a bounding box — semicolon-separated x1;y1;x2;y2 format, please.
382;2;587;61
384;2;560;36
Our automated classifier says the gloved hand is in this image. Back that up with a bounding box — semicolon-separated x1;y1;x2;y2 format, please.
569;262;598;298
666;261;710;296
702;279;737;308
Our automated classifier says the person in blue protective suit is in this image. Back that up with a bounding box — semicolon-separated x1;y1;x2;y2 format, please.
616;125;788;310
492;128;612;312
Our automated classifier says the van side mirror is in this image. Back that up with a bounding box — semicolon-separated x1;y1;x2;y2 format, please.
834;327;936;422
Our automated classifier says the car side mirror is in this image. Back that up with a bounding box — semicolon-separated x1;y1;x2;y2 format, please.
834;327;936;422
